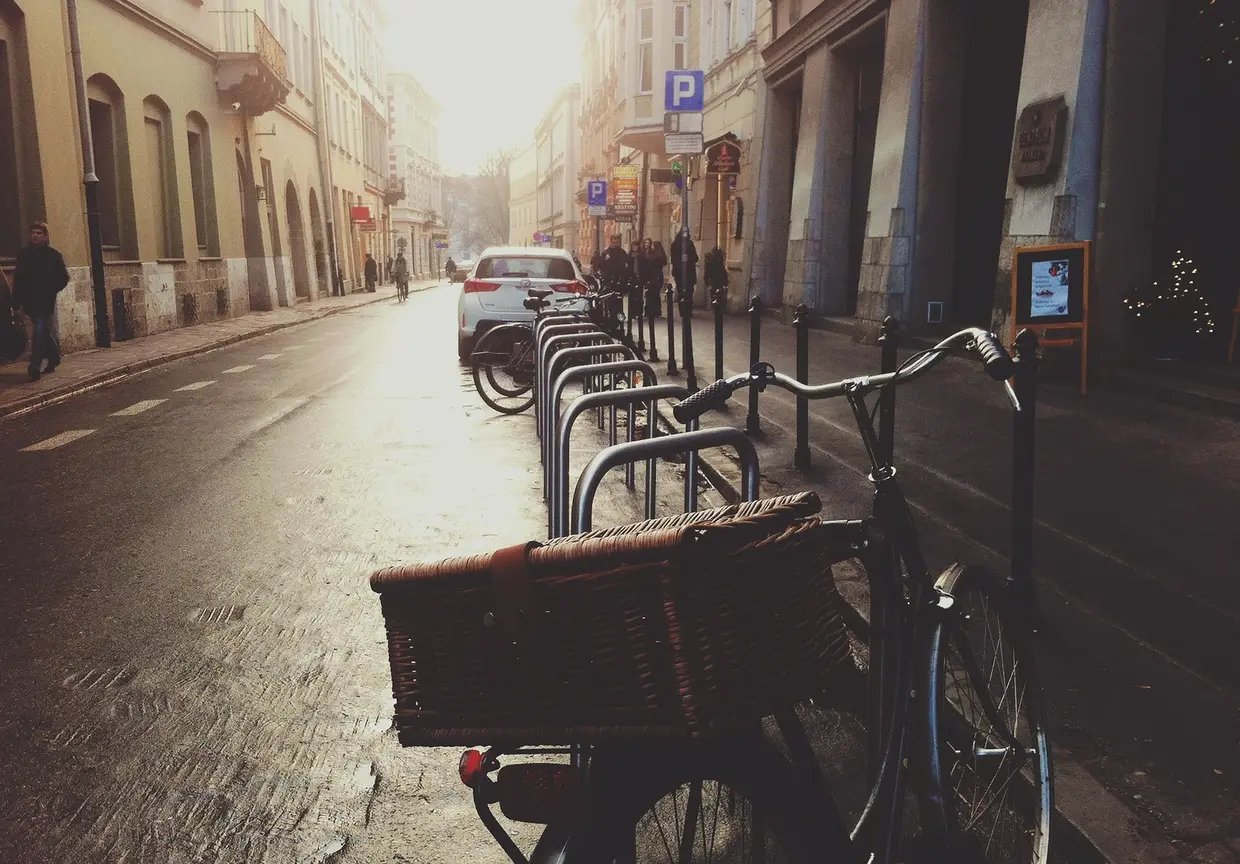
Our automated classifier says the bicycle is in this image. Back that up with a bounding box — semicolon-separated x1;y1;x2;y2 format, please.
470;286;635;415
380;327;1050;863
396;274;410;302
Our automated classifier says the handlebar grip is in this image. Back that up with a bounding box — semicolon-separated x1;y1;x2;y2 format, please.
973;332;1015;381
673;378;737;424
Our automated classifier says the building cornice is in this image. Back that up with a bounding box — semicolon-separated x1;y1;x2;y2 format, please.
761;0;889;81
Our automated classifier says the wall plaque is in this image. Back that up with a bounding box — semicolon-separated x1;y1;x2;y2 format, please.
1012;96;1068;186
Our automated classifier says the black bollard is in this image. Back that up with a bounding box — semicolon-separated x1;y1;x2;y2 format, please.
746;295;762;435
635;288;646;355
877;316;900;466
680;285;698;393
793;303;811;470
711;286;725;382
665;284;678;376
646;299;659;362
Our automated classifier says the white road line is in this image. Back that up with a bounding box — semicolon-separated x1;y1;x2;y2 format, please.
21;430;96;452
110;399;167;417
223;365;255;374
284;345;304;351
175;380;217;392
257;353;283;360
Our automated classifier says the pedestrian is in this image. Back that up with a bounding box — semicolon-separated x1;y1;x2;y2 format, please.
648;240;668;316
635;237;664;324
385;256;393;284
670;227;698;308
11;221;69;381
597;234;633;295
445;256;457;283
364;253;378;292
392;252;409;300
704;245;729;307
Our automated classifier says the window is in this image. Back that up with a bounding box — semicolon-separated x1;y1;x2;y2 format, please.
0;12;38;259
637;5;653;94
142;96;181;259
476;256;574;280
674;4;689;69
186;113;219;256
265;0;277;28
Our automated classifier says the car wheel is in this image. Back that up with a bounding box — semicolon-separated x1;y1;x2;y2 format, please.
458;338;474;364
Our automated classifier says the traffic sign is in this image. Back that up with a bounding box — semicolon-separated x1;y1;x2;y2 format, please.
663;112;703;133
435;241;448;249
665;133;704;155
665;70;705;113
397;237;408;248
586;180;607;207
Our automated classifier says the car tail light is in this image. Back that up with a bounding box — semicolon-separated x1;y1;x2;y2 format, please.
551;281;587;294
464;278;501;293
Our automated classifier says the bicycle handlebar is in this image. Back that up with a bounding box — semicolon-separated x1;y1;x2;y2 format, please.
672;327;1015;424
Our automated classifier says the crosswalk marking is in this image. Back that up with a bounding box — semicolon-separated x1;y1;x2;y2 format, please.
21;430;95;452
111;399;167;417
175;380;217;392
223;365;255;374
257;353;283;360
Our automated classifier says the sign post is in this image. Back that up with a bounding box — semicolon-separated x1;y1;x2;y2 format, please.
1011;241;1090;394
587;180;607;257
666;70;705;392
705;138;741;251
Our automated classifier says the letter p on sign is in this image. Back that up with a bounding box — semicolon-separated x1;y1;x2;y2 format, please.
665;70;705;113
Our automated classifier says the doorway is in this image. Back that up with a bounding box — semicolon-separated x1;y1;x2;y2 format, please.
308;188;327;296
950;0;1030;328
285;181;311;301
261;159;288;307
845;30;885;316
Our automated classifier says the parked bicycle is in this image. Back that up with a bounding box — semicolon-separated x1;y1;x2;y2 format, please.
374;327;1050;864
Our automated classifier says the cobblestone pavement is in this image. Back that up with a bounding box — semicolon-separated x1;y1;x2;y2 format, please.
0;283;717;863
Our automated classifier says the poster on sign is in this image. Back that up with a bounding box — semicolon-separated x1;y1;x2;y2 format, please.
1029;259;1070;318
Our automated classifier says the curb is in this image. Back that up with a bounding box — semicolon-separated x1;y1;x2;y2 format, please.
0;289;412;420
655;405;1160;864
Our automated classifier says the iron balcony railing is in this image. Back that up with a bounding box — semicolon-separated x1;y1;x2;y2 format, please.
214;10;288;84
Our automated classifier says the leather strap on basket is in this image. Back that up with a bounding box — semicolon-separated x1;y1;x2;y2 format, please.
488;541;541;642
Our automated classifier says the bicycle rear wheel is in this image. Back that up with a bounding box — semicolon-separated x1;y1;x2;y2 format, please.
471;326;536;414
570;738;854;863
924;565;1052;864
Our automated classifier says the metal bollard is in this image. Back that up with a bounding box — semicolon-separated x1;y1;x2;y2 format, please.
711;286;725;382
746;295;762;435
680;285;698;394
646;300;659;361
793;303;811;470
877;316;900;466
665;284;678;376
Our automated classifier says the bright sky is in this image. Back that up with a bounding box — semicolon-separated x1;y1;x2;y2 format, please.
383;0;583;175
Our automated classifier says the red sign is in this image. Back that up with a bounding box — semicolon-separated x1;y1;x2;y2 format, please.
350;205;373;225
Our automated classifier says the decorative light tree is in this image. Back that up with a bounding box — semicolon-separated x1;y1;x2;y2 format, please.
1126;251;1218;357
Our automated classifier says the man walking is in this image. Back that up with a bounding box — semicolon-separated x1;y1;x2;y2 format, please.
364;253;378;292
12;222;69;381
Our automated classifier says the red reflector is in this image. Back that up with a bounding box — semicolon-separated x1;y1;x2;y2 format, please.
459;750;485;786
496;763;580;824
551;281;586;294
464;278;501;293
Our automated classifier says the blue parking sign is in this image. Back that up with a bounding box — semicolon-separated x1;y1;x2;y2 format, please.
587;180;607;207
665;70;704;113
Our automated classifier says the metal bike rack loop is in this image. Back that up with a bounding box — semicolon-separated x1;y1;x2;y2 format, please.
545;361;660;528
554;384;695;538
533;322;604;434
537;333;615;442
573;427;759;533
540;341;633;452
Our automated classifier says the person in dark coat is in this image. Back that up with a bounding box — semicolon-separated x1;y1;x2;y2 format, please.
597;234;633;293
12;222;69;381
670;228;699;306
647;240;668;316
364;254;379;292
704;246;729;307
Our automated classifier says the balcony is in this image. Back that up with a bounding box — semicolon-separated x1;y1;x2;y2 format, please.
383;177;406;206
214;11;290;116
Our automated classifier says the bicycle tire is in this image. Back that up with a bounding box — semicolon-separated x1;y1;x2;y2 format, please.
568;737;855;863
471;326;536;415
923;565;1052;864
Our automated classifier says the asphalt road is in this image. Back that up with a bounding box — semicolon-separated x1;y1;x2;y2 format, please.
0;284;591;863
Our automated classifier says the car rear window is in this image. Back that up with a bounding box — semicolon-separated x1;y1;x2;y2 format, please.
476;256;576;280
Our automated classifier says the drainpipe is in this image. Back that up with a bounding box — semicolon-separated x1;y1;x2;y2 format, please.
310;0;341;295
65;0;110;347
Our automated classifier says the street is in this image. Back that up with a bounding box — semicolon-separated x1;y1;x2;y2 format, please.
0;284;587;863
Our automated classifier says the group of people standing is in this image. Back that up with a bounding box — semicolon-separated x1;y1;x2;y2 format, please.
590;230;700;321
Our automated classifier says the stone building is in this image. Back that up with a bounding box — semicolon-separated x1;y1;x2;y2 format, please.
508;145;538;247
387;72;443;278
535;85;582;251
746;0;1238;376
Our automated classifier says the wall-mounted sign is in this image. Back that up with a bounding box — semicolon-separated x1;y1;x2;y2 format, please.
1011;241;1090;393
664;133;704;155
350;205;373;225
1012;96;1068;186
612;164;640;218
706;140;741;176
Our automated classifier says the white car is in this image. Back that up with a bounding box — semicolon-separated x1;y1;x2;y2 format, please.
457;246;588;361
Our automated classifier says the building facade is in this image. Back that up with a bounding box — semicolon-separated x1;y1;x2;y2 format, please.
508;145;538;247
387;72;443;278
744;0;1238;377
0;0;354;354
534;86;582;251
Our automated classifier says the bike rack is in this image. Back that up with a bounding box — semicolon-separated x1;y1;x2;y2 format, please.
540;343;635;453
537;333;616;442
572;427;760;533
533;323;605;434
554;384;695;538
545;360;660;528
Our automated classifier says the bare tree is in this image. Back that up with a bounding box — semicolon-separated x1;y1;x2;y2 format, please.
471;149;513;247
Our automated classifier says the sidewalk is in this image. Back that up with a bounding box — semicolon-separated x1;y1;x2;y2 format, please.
644;307;1240;862
0;280;440;418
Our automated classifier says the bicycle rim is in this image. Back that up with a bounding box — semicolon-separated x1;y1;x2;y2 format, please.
928;566;1052;864
472;329;535;414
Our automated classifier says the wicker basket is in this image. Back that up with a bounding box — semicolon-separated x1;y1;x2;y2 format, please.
370;492;853;746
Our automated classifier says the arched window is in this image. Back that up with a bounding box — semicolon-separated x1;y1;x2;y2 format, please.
185;112;219;256
86;74;137;259
0;7;42;260
142;95;182;259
